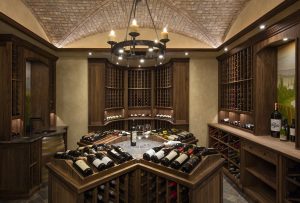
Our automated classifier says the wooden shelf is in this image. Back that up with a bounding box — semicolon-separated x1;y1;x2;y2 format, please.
246;166;276;190
219;108;253;115
286;176;300;187
244;185;276;203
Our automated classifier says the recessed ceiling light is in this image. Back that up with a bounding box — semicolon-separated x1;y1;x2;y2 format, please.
224;47;228;52
140;58;145;63
118;56;123;60
118;49;124;53
88;52;92;56
148;47;153;52
185;52;189;56
259;24;266;30
154;39;159;43
116;62;119;65
158;54;164;59
138;65;141;68
283;37;288;41
159;62;162;65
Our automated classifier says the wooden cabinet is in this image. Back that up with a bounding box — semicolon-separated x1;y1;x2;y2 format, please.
208;123;300;203
88;58;189;132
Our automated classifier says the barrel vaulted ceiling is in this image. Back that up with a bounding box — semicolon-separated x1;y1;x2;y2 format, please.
21;0;250;48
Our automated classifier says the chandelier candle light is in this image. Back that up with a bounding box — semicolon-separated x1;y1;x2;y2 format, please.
107;0;170;66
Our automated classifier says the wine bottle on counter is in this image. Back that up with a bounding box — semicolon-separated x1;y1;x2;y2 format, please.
66;149;82;157
270;102;282;138
143;145;165;161
181;153;202;173
290;119;296;142
87;155;106;171
107;148;126;164
131;120;137;146
160;146;184;166
280;119;289;141
201;148;219;156
111;145;133;161
95;152;114;168
151;147;173;163
54;152;74;160
170;146;194;169
73;158;93;177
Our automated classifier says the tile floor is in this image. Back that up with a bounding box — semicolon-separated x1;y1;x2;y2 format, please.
0;176;250;203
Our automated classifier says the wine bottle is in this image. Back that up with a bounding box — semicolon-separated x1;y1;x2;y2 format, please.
170;147;194;169
290;119;296;142
54;152;73;160
73;158;93;177
107;148;126;164
280;119;288;141
131;120;137;146
160;147;183;166
201;148;218;156
151;147;173;163
87;155;106;171
111;145;133;161
181;153;202;173
66;149;81;157
270;103;282;138
143;145;165;161
95;152;114;168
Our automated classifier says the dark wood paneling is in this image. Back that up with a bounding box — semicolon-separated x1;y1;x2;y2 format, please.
254;47;277;135
173;61;189;125
31;62;50;132
0;42;12;140
88;62;106;126
297;39;300;149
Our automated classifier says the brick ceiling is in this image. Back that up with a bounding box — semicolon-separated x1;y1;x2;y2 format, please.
22;0;250;48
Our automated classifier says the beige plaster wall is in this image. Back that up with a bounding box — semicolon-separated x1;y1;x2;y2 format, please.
55;55;218;149
189;58;218;146
63;28;211;48
225;0;284;41
0;0;49;41
56;57;88;149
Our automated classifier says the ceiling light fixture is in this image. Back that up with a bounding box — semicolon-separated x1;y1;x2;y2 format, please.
107;0;169;65
88;52;92;56
259;24;266;30
224;47;228;52
185;52;189;56
283;37;288;41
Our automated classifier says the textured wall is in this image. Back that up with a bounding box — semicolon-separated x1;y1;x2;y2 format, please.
225;0;283;41
56;57;88;149
0;0;49;41
189;58;218;146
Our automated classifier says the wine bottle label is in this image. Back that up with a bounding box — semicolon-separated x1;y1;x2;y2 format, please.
290;128;295;136
165;151;178;160
271;119;281;131
155;150;165;160
111;149;120;156
101;157;112;165
75;160;90;171
176;154;189;164
92;159;103;168
56;152;64;155
66;150;70;154
145;149;156;157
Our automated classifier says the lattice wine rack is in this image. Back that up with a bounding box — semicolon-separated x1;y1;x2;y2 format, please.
105;65;124;109
156;64;172;107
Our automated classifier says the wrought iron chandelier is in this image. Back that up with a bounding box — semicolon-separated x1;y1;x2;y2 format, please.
107;0;170;66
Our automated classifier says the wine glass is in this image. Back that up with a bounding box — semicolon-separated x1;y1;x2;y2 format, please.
144;124;151;138
136;125;144;140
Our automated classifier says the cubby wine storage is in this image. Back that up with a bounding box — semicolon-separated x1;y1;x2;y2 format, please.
218;46;254;133
88;59;189;132
283;157;300;203
208;126;241;186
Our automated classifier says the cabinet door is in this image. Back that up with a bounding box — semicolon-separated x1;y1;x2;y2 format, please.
0;42;12;140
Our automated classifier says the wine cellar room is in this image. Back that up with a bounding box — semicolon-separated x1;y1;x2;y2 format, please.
1;0;300;203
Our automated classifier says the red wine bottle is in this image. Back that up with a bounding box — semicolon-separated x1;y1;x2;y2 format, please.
170;147;194;169
143;145;165;161
95;152;114;168
151;148;173;163
107;148;126;164
87;155;106;171
73;158;93;177
270;102;282;138
161;147;184;166
111;145;133;161
181;153;202;173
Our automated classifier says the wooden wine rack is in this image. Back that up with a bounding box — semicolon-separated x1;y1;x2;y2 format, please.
105;64;124;109
218;47;254;132
47;154;224;203
88;59;189;132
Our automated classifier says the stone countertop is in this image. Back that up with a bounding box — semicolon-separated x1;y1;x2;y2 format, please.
0;126;68;144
